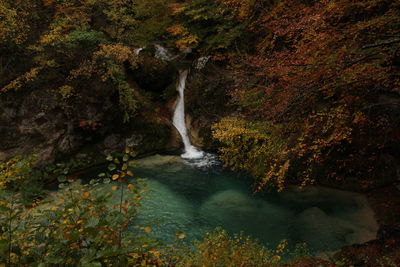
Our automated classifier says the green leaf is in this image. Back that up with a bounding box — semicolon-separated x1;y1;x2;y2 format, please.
81;262;102;267
47;256;64;264
128;160;136;167
108;163;116;171
86;217;99;228
57;175;67;182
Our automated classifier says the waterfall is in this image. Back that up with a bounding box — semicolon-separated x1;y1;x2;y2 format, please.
173;70;204;159
134;47;145;55
155;45;174;61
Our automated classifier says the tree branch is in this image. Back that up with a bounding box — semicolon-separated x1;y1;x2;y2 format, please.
362;39;400;49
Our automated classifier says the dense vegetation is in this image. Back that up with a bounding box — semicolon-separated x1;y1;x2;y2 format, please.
1;0;400;266
212;0;400;191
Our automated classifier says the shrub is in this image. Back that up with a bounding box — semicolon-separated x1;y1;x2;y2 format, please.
177;228;286;267
0;147;162;266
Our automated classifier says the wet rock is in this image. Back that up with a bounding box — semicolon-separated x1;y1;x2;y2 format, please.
0;107;17;120
135;154;182;168
0;52;208;166
103;134;122;150
186;114;204;147
125;134;143;147
293;207;348;251
292;203;378;253
35;146;56;167
131;56;175;93
57;134;80;154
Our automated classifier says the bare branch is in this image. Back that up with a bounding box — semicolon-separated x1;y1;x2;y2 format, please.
362;39;400;49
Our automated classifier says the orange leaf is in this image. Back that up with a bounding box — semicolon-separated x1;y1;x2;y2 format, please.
178;233;186;239
111;186;119;191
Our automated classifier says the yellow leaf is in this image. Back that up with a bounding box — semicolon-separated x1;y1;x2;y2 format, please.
127;170;134;176
111;186;119;191
130;253;139;258
144;226;152;233
112;174;119;180
82;192;90;198
178;233;186;239
127;184;134;191
150;250;160;257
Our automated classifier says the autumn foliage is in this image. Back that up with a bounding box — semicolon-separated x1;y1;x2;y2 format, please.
213;0;400;191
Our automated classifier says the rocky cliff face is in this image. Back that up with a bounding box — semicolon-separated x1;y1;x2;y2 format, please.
0;48;230;166
0;54;184;166
184;61;236;150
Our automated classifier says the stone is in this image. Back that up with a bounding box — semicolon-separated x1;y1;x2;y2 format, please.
200;189;292;242
35;146;56;167
0;107;17;120
103;134;122;150
125;134;143;147
57;134;80;154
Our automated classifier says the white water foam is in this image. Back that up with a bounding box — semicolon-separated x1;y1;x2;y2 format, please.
182;152;220;168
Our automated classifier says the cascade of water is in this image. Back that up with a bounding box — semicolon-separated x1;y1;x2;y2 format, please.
172;70;204;159
134;47;145;55
154;45;174;61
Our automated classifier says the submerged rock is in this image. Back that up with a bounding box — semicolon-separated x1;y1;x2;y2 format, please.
199;189;292;242
292;204;378;252
135;155;182;168
292;207;349;251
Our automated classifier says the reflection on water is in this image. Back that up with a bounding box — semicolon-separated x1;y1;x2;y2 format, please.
123;155;378;253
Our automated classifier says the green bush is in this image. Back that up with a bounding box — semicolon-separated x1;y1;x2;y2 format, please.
0;148;161;266
63;29;107;51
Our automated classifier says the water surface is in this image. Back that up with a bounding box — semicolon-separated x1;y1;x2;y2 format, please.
127;155;377;253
